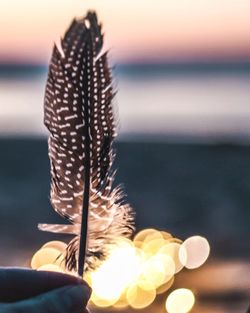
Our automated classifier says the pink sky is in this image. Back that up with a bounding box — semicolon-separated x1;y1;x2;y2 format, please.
0;0;250;63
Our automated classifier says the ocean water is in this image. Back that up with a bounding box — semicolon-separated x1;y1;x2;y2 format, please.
0;66;250;141
0;138;250;313
1;66;250;313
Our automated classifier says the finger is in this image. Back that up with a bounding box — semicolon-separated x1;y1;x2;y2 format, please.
0;268;87;302
0;284;91;313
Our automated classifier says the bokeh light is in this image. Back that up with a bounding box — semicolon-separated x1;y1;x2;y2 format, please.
126;284;156;309
179;235;210;269
159;242;184;274
42;240;67;252
31;247;62;269
139;254;175;289
156;276;175;295
90;238;140;307
30;229;210;311
165;288;195;313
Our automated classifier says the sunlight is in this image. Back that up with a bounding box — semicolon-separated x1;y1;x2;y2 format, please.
30;229;210;310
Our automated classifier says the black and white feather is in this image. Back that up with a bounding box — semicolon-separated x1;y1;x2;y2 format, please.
39;11;134;275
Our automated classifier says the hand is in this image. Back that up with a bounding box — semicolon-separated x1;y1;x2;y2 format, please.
0;268;91;313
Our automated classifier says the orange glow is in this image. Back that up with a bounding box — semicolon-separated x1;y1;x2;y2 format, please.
0;0;250;63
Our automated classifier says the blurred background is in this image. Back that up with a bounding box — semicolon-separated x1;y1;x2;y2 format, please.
0;1;250;312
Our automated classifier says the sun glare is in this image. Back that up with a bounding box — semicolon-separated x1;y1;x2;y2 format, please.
31;229;210;310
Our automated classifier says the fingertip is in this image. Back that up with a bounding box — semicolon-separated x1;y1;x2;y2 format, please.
0;268;88;302
6;284;92;313
42;270;84;286
50;284;91;311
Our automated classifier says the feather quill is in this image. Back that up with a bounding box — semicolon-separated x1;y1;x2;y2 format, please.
39;11;134;276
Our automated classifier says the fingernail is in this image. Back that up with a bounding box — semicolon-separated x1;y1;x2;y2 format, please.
60;285;91;310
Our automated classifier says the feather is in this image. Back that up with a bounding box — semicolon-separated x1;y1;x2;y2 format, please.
39;11;134;276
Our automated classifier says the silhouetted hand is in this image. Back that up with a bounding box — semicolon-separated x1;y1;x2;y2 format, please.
0;268;91;313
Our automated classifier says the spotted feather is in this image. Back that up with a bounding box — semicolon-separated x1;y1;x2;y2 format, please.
39;11;134;276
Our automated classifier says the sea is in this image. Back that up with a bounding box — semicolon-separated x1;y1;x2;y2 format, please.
0;63;250;313
0;63;250;141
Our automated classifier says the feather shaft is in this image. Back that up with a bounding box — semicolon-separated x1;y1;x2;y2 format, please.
78;104;90;277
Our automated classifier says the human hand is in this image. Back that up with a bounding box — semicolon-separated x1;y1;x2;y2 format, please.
0;268;91;313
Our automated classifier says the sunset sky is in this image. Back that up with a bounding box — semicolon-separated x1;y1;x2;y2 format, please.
0;0;250;64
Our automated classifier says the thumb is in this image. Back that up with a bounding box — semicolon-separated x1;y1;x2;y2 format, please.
0;284;91;313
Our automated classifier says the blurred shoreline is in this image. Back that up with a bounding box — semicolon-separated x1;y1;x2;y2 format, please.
1;61;250;79
1;64;250;141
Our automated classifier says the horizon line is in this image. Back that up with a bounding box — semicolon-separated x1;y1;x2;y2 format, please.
0;60;250;79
